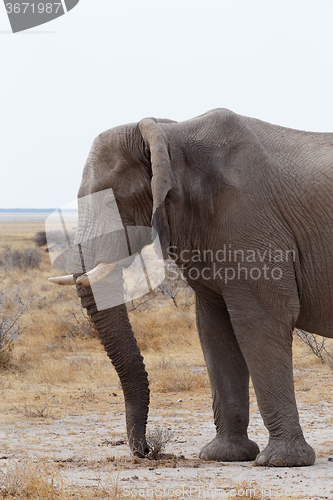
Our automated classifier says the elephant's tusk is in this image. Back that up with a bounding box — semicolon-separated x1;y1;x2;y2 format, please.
48;275;76;285
76;262;117;287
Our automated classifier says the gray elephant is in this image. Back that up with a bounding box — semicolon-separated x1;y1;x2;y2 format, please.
49;108;333;467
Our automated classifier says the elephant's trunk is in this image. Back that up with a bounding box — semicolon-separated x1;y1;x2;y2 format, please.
76;279;150;457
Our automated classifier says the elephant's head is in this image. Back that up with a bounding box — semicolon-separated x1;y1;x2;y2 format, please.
49;117;177;456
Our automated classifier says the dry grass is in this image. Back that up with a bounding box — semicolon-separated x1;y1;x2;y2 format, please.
0;459;124;499
0;460;62;499
129;307;196;353
0;220;46;249
150;359;209;393
0;220;204;392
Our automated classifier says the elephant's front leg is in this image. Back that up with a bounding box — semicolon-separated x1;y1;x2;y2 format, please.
196;294;260;461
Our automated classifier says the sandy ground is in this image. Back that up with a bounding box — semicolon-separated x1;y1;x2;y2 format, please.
0;364;333;499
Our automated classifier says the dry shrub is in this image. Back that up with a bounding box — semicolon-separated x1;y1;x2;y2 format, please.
34;230;47;247
0;278;27;368
294;329;333;368
127;259;195;311
65;304;95;338
22;401;53;418
0;247;42;271
146;425;174;459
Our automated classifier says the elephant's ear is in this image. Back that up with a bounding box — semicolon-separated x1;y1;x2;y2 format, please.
138;118;175;259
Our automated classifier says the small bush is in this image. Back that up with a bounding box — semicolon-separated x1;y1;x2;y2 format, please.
295;329;333;365
65;304;95;338
22;402;53;418
146;425;174;459
0;246;42;271
156;260;194;308
127;259;195;312
34;230;47;247
37;230;67;248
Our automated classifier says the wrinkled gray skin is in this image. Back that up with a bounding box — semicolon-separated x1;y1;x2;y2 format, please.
73;108;333;467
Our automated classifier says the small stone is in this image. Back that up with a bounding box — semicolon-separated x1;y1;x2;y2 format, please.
328;457;333;461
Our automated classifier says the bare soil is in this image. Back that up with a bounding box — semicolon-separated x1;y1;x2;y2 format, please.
1;364;333;499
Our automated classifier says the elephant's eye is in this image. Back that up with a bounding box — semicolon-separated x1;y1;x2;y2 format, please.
105;195;118;209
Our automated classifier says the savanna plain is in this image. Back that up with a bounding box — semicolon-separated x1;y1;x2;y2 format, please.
0;218;333;499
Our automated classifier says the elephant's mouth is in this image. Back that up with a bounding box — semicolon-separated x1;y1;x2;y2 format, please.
48;261;117;287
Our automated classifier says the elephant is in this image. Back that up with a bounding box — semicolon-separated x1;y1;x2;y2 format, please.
49;108;333;467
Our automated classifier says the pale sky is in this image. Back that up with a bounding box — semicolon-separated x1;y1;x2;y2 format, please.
1;0;333;208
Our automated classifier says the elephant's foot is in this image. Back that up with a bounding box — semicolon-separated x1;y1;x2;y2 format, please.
199;435;259;462
254;439;316;467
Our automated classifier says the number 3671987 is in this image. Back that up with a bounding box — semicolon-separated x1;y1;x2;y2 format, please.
5;3;62;14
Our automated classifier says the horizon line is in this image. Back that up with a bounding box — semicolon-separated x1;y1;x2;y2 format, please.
0;208;78;211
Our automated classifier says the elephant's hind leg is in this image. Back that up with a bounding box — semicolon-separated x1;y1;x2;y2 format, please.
223;284;315;467
196;294;259;461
